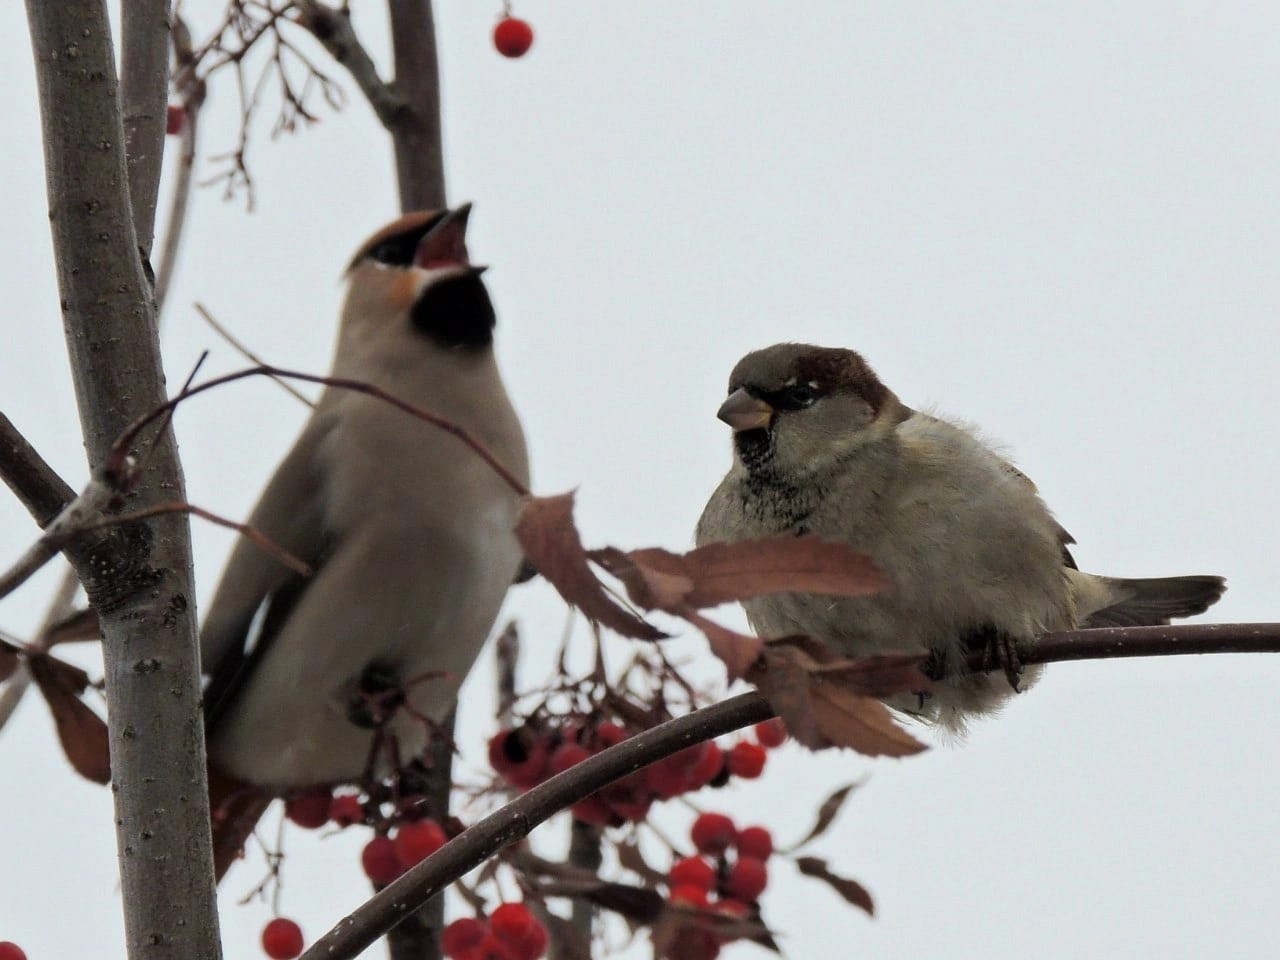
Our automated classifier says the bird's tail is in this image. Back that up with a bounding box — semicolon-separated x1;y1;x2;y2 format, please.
1083;574;1226;628
208;767;272;882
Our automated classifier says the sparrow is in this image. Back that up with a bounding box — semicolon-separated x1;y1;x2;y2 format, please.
696;343;1225;731
199;205;529;872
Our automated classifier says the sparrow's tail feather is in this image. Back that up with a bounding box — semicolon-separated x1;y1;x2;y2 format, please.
1084;574;1226;628
209;767;272;882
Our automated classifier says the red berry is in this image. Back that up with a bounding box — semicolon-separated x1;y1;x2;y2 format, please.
393;818;448;866
571;795;620;827
261;918;304;959
513;919;548;960
0;944;27;960
493;16;534;58
328;793;364;828
690;812;736;855
669;883;710;908
441;917;487;958
734;826;774;860
549;742;592;775
165;104;185;136
724;856;768;902
667;927;721;960
726;741;767;779
594;721;628;748
754;718;788;749
488;727;551;790
361;835;404;885
489;902;535;942
603;784;652;822
284;787;332;829
646;757;692;798
686;742;724;790
668;855;716;890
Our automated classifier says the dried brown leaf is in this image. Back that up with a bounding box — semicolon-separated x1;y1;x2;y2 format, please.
747;644;927;758
28;653;110;784
653;906;779;959
795;856;875;916
537;878;665;925
786;781;864;852
42;607;103;646
589;547;694;611
516;493;665;641
617;838;668;885
631;536;890;608
685;611;764;682
815;654;932;698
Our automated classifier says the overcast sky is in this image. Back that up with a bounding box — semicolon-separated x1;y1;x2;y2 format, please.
2;3;1278;959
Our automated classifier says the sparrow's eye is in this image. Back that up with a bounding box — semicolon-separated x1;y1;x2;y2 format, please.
774;382;818;411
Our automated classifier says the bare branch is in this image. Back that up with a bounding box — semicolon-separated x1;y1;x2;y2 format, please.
967;622;1280;671
120;0;171;260
111;364;531;497
294;0;407;126
387;0;445;209
0;412;76;526
154;15;206;317
194;303;315;407
299;692;777;960
24;2;220;956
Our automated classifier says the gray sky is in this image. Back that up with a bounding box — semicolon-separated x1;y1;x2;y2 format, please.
2;2;1278;958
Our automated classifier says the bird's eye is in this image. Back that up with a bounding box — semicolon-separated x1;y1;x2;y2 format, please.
776;383;818;410
370;242;401;265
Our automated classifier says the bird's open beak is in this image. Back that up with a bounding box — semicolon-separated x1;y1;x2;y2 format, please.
414;203;486;273
717;388;774;431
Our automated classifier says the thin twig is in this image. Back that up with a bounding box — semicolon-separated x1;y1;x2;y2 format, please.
0;412;77;526
294;0;406;126
194;303;315;407
972;622;1280;670
110;364;530;497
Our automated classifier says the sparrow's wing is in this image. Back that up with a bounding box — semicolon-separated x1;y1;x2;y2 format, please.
200;413;336;730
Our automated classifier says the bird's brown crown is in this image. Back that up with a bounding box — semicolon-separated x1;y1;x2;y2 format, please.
729;343;891;413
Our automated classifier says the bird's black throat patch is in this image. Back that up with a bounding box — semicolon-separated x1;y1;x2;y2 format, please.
733;427;775;474
411;274;496;350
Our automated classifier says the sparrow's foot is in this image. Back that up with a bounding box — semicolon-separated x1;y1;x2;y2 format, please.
967;625;1024;692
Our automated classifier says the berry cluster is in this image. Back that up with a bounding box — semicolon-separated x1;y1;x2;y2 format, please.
282;785;452;886
487;717;788;828
665;815;775;959
442;902;548;960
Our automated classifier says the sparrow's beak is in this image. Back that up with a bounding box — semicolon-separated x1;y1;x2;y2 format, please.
415;203;486;272
717;389;775;432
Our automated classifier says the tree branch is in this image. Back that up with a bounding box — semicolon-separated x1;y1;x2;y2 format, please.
973;622;1280;671
300;692;777;960
23;2;220;957
120;0;171;261
387;0;446;210
295;0;407;127
0;412;76;526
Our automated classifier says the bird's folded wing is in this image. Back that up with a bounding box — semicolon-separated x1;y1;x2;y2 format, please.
199;414;335;730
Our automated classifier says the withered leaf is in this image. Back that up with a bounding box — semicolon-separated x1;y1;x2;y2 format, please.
515;493;666;641
795;856;875;916
42;607;103;646
617;838;669;885
28;653;110;784
536;878;665;926
747;643;927;758
684;611;763;682
631;537;890;609
786;781;864;852
589;547;694;612
653;906;780;959
815;654;932;698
